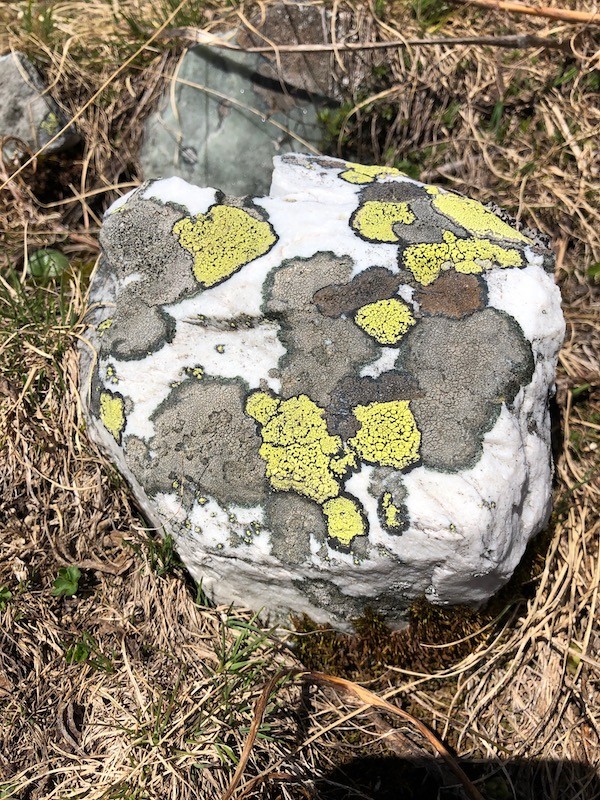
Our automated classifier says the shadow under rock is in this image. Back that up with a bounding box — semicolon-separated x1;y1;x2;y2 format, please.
277;755;600;800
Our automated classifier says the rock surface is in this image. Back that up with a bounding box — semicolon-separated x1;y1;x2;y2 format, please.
0;51;78;160
140;3;370;195
81;154;565;630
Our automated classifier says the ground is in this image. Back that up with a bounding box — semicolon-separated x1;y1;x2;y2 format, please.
0;1;598;799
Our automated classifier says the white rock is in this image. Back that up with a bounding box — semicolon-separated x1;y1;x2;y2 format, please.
80;154;564;630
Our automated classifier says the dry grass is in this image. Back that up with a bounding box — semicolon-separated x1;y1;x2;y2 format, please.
0;0;599;798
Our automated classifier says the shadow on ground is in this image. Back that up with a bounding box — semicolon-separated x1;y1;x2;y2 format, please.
280;756;600;800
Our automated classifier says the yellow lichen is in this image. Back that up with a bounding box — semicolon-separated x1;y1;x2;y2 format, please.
432;192;531;242
99;391;125;442
245;392;356;504
173;205;277;287
381;491;403;529
348;401;421;470
245;391;281;426
322;497;366;547
98;318;113;334
354;298;416;345
340;162;406;185
351;201;415;242
402;231;523;286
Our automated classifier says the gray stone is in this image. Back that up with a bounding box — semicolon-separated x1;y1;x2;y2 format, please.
139;3;368;195
0;52;78;160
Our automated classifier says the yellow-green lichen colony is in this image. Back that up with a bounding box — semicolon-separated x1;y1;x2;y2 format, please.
340;162;407;184
354;298;416;345
351;200;415;242
348;402;421;471
173;205;277;287
99;391;125;443
403;231;524;286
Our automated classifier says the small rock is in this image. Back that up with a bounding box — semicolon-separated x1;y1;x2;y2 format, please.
140;3;369;195
80;155;565;630
0;51;78;160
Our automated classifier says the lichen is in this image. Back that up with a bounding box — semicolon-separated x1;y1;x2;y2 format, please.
431;192;531;243
40;111;59;136
402;231;523;286
245;392;356;504
340;162;406;185
381;492;403;530
351;201;415;242
99;391;125;443
348;401;421;470
173;205;277;287
354;298;416;345
322;497;366;548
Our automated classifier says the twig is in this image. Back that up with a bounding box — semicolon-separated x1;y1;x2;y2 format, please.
451;0;600;25
220;669;486;800
159;27;572;53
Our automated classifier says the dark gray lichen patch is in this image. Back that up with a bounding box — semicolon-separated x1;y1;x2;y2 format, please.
96;193;199;360
369;467;410;535
266;493;327;566
124;377;268;507
294;576;411;622
396;309;535;471
313;267;402;317
263;253;378;407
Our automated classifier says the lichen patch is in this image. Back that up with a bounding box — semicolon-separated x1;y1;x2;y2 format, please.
174;205;277;287
348;401;421;470
351;200;415;242
354;298;416;345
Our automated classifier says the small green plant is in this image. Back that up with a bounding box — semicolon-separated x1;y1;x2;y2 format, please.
65;632;114;672
51;565;81;597
410;0;454;29
28;248;69;281
0;586;12;611
131;533;181;577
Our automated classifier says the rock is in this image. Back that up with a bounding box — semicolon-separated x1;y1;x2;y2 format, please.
0;51;78;160
139;3;371;195
80;154;565;630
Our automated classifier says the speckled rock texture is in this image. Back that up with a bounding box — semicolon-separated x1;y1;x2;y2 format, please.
80;154;565;630
0;51;78;160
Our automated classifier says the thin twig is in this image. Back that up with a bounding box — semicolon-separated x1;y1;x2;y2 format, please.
221;669;485;800
159;27;572;53
451;0;600;25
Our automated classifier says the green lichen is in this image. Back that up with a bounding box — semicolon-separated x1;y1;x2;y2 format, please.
402;231;523;286
431;192;531;243
348;401;421;470
99;391;125;443
173;205;277;287
340;162;407;184
381;492;403;530
322;497;366;548
245;392;355;505
354;298;416;345
351;201;415;242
